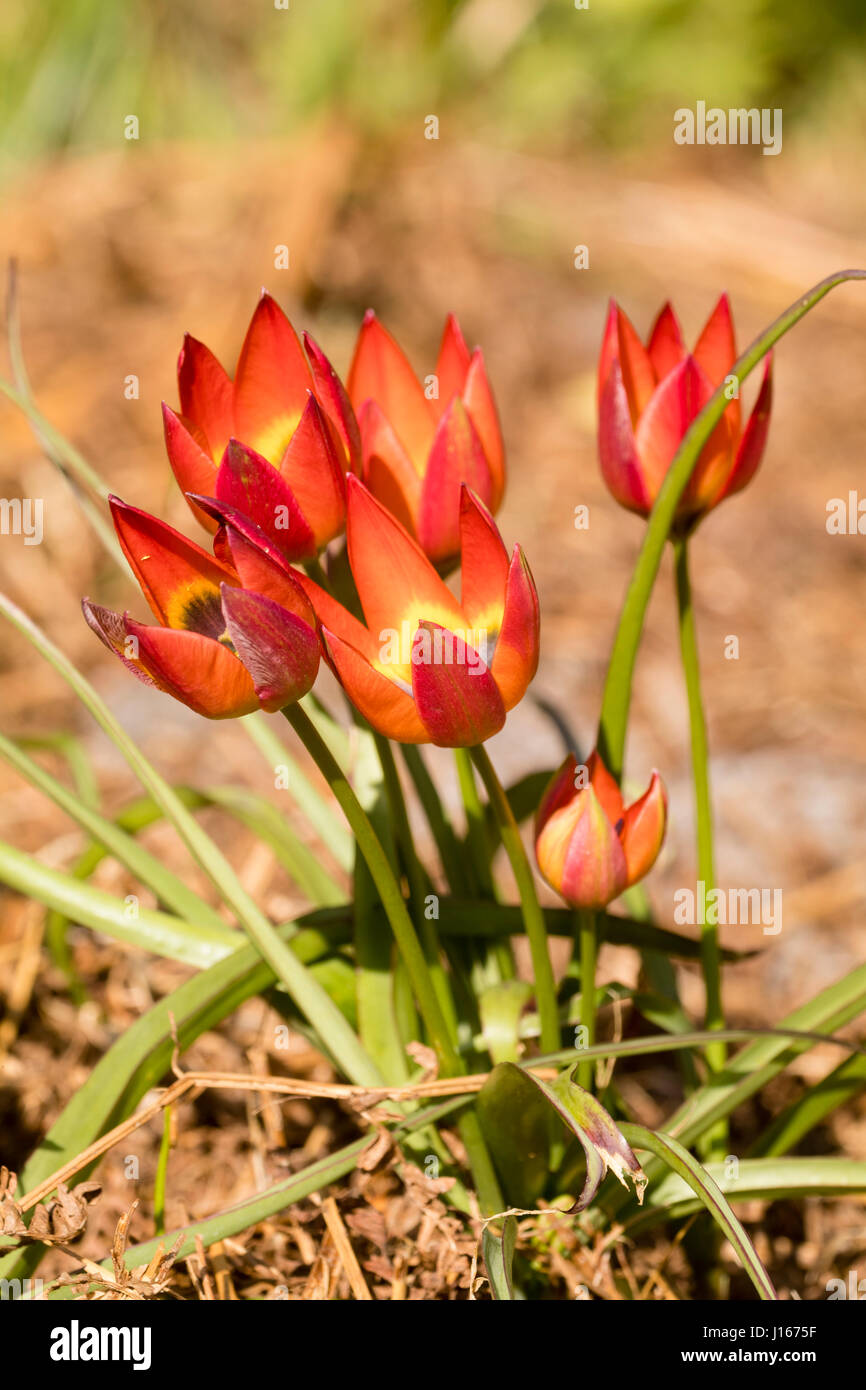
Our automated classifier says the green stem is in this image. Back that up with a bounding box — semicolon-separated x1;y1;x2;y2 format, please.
401;745;468;895
153;1106;172;1236
576;909;598;1091
674;538;725;1076
283;704;460;1072
597;270;866;781
469;744;560;1055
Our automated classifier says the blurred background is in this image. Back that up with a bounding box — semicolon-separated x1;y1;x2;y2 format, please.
2;0;866;1271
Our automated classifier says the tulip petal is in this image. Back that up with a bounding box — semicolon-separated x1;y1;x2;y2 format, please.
416;398;493;564
458;485;509;633
411;621;506;747
321;625;427;742
434;313;471;417
620;771;667;886
233;293;312;463
346;475;466;645
220;525;317;628
714;353;773;507
82;600;162;690
616;306;656;422
587;749;625;826
162;404;220;533
597;300;620;408
598;362;653;514
109;497;235;636
358;398;421;535
215;439;316;562
177;334;234;462
130;620;260;719
693;292;737;388
221;585;319;712
647;302;685;380
538;786;628;910
490;545;540;712
462;349;505;509
347;311;434;467
634;356;733;509
277;394;347;550
535;755;581;839
302;330;363;472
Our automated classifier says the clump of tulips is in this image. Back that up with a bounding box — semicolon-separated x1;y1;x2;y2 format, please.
5;269;863;1304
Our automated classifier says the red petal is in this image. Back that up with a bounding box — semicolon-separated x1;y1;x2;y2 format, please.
233;293;312;462
82;601;161;691
177;334;234;461
346;475;466;641
598;361;652;514
647;302;685;380
616;306;656;422
215;439;316;562
346;311;434;468
714;353;773;507
586;749;624;825
162;403;220;533
433;313;471;418
620;771;667;886
634;356;732;509
536;785;628;909
462;349;505;509
458;485;509;632
109;497;236;634
534;756;580;839
410;621;505;747
303;330;363;473
490;545;539;712
221;585;319;712
221;526;317;628
277;394;347;550
693;292;737;389
129;620;259;718
416;398;493;564
322;624;427;742
597;300;620;408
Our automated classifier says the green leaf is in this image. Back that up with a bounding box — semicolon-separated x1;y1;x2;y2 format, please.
483;1216;518;1301
478;981;531;1065
620;1124;777;1301
203;784;344;906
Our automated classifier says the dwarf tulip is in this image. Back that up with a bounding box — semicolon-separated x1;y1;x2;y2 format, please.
162;292;362;559
347;311;505;566
535;751;667;910
295;475;538;746
597;295;772;528
83;498;320;719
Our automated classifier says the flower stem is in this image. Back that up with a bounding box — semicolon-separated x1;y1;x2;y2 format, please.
576;908;598;1091
469;743;560;1055
283;704;459;1074
673;538;725;1073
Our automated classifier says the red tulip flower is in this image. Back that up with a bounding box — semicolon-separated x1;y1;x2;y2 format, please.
347;312;504;566
597;295;772;528
297;476;538;747
535;751;667;910
162;293;361;560
83;499;320;719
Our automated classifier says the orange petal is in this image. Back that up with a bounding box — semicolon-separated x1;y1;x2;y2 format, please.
215;439;316;562
233;293;312;462
347;311;434;468
462;349;505;509
162;404;220;533
130;620;259;718
634;356;732;509
321;625;427;742
620;771;668;886
303;329;362;472
433;313;471;418
410;621;505;747
713;353;773;508
109;497;236;634
586;749;624;826
346;475;466;642
358;398;422;535
598;361;652;514
416;399;493;564
458;485;509;632
177;333;234;461
693;293;737;389
277;395;347;550
616;306;656;423
490;545;539;712
536;786;628;909
647;303;685;380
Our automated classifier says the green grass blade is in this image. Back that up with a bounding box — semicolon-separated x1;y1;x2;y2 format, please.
0;591;379;1086
621;1123;777;1300
242;712;353;872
